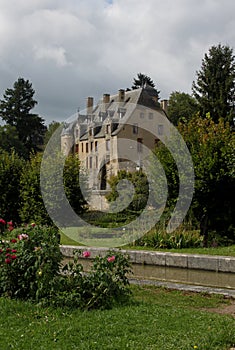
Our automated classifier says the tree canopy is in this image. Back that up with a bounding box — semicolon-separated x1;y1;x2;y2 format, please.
131;73;160;98
0;78;46;157
192;44;235;124
167;91;199;125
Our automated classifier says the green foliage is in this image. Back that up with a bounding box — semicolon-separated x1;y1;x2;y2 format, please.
153;115;235;242
20;153;53;225
20;152;87;226
0;77;46;157
0;125;27;157
0;225;62;300
43;121;61;146
63;154;87;215
0;225;132;310
135;229;203;249
131;72;160;96
106;170;149;213
167;91;199;125
0;150;25;222
53;250;132;310
192;44;235;124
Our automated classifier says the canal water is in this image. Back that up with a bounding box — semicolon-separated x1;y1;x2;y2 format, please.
63;258;235;290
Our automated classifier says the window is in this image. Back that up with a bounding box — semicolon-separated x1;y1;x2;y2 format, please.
90;142;93;152
86;157;88;168
95;156;98;168
81;143;84;153
158;124;164;135
137;138;143;153
86;143;89;153
133;123;138;134
106;139;110;151
95;141;98;152
89;128;93;136
140;112;144;119
75;144;79;153
89;156;92;169
149;113;153;120
154;138;159;145
118;108;126;118
106;124;110;134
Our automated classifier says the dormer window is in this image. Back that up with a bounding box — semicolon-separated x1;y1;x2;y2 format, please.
118;108;126;118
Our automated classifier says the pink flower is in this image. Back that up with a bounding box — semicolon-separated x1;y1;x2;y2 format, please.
8;225;14;232
11;255;17;260
107;255;115;263
18;233;29;240
11;249;17;253
31;223;36;227
10;239;17;243
5;258;11;264
7;221;13;226
82;250;91;258
0;218;6;225
5;253;11;257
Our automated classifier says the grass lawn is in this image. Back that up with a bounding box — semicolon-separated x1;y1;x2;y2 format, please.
124;244;235;257
60;231;235;257
0;285;235;350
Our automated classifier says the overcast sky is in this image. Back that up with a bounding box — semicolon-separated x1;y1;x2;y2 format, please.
0;0;235;124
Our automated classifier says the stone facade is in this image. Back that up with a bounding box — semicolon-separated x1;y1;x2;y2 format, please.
61;85;169;209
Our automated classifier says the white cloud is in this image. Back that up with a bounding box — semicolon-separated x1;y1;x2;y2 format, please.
0;0;234;123
33;46;71;67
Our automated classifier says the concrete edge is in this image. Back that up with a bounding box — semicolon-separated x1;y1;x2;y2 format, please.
60;245;235;273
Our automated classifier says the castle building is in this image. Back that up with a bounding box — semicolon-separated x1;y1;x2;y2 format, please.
61;85;169;203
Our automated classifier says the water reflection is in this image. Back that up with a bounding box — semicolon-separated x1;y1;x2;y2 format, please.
63;258;235;289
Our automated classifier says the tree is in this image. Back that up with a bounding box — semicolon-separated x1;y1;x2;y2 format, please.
153;114;235;244
106;170;149;213
20;153;87;226
43;121;61;146
167;91;199;125
0;78;46;157
0;125;27;157
192;44;235;124
0;150;25;223
179;115;235;242
132;73;160;96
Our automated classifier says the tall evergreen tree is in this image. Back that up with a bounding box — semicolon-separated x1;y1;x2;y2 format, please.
0;78;46;157
132;73;160;98
192;44;235;124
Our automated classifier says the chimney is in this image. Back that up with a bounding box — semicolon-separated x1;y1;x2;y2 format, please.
118;89;125;102
161;99;168;113
103;93;110;104
86;96;93;114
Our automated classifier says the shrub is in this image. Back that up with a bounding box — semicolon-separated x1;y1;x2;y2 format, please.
135;228;203;249
49;250;132;310
0;224;132;310
0;225;62;300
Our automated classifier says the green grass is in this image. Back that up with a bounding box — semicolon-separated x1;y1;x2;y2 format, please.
59;230;235;257
60;231;81;246
124;244;235;256
0;286;235;350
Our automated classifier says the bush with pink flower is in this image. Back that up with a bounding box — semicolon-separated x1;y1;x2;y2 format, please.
0;221;132;309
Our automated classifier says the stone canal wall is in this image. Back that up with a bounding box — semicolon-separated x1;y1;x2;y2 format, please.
60;245;235;273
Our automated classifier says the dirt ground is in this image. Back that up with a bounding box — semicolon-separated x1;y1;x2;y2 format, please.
205;298;235;317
